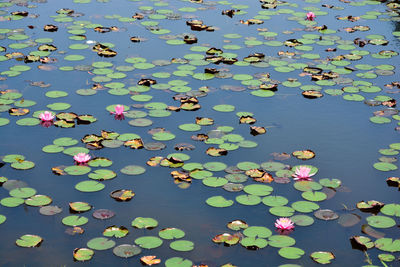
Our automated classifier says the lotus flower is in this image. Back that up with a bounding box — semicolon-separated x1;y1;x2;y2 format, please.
306;12;316;21
275;218;295;231
73;153;91;164
293;166;314;181
111;105;126;116
39;111;55;122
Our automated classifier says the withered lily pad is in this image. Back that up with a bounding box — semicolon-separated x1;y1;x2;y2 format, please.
110;189;135;201
212;233;240;246
310;251;335;264
73;248;94;262
314;209;339;221
350;236;374;251
227;220;248;231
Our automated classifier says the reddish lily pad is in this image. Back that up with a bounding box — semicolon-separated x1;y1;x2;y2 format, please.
113;244;141;258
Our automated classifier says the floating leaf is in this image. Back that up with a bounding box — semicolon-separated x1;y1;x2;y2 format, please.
16;234;43;248
268;235;296;248
366;215;396;228
73;248;94;262
206;196;234;208
131;217;158;229
314;209;339;221
374;238;400;252
212;233;240;246
87;237;115;250
62;215;88;226
103;225;129;238
165;257;192;267
278;247;305;259
310;251;335;264
135;236;163;249
170;240;194;252
113;244;141;258
350;236;374;251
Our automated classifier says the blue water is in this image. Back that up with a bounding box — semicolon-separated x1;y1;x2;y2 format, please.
0;0;399;266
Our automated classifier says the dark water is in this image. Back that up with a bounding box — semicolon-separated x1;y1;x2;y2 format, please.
0;0;399;266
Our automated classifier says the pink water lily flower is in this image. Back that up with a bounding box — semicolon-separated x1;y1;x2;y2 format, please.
73;153;91;164
275;218;295;231
293;166;315;181
111;105;126;116
39;111;55;122
306;12;316;21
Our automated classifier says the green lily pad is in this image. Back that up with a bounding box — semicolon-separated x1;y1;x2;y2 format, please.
73;248;94;261
213;104;235;112
62;215;88;226
16;118;40;126
236;194;261;205
203;177;228;187
0;215;6;224
63;147;89;156
294;181;323;191
170;240;194;251
165;257;192;267
88;169;116;180
120;165;146;175
381;203;400;217
366;215;396;228
75;181;105;192
103;226;129;238
262;196;289;207
290;215;314;226
131;217;158;229
134;236;163;249
291;201;320;213
42;145;64;153
301;191;327;202
374;238;400;252
16;234;43;248
243;226;272;238
10;160;35;170
243;184;273;196
268;235;296;248
9;187;36;198
279;247;305;259
159;228;185;240
310;251;335;264
240;237;268;249
269;206;295;217
373;162;397;171
87;237;115;250
206;196;234;208
1;197;24;207
65;166;91;176
319;178;341;188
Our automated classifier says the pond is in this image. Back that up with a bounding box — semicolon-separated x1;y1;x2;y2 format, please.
0;0;399;266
